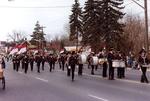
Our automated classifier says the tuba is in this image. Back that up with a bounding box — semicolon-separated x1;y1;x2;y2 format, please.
99;58;107;64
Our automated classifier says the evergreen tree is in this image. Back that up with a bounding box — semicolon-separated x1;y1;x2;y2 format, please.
101;0;125;50
82;0;125;52
30;21;46;47
82;0;103;52
69;0;83;49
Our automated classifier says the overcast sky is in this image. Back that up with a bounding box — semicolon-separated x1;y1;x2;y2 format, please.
0;0;149;41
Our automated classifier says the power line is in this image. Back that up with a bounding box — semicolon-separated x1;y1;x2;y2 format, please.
0;5;73;9
0;2;140;8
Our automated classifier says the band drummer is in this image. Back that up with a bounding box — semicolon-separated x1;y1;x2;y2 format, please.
116;51;125;79
77;51;84;75
98;50;108;77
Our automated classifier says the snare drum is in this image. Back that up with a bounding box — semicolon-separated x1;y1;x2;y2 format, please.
120;61;125;67
93;56;98;65
112;60;120;67
81;54;87;64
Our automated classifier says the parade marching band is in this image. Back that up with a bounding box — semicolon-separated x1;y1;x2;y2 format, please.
8;48;150;83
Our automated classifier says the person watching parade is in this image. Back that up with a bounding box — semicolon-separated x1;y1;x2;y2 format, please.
138;48;149;83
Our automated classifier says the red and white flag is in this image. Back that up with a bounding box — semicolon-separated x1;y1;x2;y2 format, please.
9;48;18;55
17;45;27;54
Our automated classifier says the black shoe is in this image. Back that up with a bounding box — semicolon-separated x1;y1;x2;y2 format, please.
108;78;112;80
78;73;82;76
103;76;107;78
146;81;149;83
109;77;114;80
91;72;94;75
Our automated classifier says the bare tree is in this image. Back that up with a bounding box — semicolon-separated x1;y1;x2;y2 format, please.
45;34;52;42
7;30;27;42
124;14;145;56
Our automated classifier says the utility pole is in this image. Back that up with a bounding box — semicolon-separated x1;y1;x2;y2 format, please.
144;0;149;52
76;31;79;53
132;0;149;52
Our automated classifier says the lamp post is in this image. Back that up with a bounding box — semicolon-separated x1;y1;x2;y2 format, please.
132;0;149;52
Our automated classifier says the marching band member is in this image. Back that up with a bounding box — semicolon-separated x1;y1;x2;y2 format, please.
23;54;29;74
35;53;42;73
52;55;57;70
0;57;5;69
116;51;123;78
138;48;149;83
47;54;54;72
58;55;62;69
29;54;34;71
41;55;46;71
21;54;25;70
66;52;71;76
90;52;98;75
60;54;66;71
107;48;115;80
68;51;77;81
77;51;83;75
121;52;126;78
87;55;91;69
98;50;108;77
16;55;20;72
12;55;17;71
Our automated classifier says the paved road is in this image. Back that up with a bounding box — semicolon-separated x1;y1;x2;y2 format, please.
0;61;150;101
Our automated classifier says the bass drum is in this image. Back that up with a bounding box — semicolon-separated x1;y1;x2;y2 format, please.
92;56;99;65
